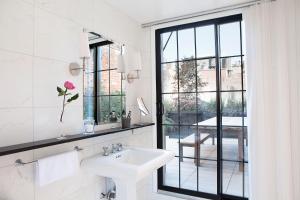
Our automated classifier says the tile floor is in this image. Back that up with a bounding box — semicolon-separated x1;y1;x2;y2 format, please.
163;137;249;197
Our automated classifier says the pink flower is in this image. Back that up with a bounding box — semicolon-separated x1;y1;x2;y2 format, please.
64;81;75;90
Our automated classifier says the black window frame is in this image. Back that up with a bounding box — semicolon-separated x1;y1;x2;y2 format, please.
156;14;248;200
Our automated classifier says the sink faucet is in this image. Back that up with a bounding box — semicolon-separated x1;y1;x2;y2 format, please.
116;143;123;151
111;144;118;153
103;146;110;156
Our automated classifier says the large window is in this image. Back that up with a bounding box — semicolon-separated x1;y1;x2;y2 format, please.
156;15;248;200
84;42;125;124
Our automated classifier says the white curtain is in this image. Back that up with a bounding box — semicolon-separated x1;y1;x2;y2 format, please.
244;0;300;200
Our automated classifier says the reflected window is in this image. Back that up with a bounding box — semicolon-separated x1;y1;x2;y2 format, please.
83;42;125;124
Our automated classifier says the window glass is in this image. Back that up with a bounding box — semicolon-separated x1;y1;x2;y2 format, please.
219;22;241;57
84;44;125;124
196;25;215;58
161;32;177;62
178;28;195;60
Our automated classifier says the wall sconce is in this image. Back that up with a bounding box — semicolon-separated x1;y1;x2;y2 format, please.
70;29;90;76
117;55;126;80
79;29;91;70
117;46;142;84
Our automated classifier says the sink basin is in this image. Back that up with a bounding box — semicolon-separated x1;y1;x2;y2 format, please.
81;147;175;200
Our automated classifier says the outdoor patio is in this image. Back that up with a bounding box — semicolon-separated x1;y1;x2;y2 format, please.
163;136;249;197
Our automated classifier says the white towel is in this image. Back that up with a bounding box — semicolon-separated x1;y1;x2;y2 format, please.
36;150;79;186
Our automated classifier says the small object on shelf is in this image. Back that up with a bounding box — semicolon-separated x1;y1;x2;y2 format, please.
127;111;131;119
109;111;118;122
122;110;126;118
83;118;95;135
122;110;131;129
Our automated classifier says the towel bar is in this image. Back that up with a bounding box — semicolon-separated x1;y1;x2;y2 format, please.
15;146;83;166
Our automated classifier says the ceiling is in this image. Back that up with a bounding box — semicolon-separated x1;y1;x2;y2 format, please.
103;0;253;25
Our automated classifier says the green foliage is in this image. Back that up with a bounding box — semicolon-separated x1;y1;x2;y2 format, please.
99;93;124;123
177;58;208;92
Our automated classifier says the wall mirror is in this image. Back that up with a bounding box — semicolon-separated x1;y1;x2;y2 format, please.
83;31;126;125
137;97;150;116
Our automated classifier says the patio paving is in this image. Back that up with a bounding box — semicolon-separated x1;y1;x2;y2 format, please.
163;137;249;197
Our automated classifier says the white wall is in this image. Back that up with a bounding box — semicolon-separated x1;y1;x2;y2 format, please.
0;0;155;199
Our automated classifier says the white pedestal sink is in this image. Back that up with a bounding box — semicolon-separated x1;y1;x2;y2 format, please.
81;147;175;200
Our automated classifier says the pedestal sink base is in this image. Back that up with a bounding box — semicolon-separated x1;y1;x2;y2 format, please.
115;179;137;200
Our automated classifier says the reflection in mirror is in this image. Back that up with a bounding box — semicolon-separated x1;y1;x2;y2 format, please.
83;31;125;125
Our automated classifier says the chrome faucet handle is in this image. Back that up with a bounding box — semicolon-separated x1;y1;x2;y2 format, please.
103;146;110;156
116;143;123;151
111;144;117;153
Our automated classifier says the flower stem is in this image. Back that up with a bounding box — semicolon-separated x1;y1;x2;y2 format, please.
60;89;68;122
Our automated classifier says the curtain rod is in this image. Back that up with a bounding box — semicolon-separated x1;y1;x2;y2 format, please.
141;0;275;28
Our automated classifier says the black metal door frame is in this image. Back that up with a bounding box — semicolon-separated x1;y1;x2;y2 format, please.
155;14;248;200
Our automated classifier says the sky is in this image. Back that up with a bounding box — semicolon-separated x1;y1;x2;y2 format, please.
161;21;245;62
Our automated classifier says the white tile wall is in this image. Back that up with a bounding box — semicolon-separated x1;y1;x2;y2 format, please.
0;0;161;200
0;0;34;55
34;9;81;62
0;108;34;147
32;57;82;108
0;50;33;108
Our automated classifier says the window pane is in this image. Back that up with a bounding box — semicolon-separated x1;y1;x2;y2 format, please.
221;92;243;118
179;61;196;92
245;163;249;197
98;96;110;123
197;59;216;92
98;71;109;95
180;93;197;125
222;126;243;161
162;94;178;124
98;45;109;70
178;28;195;60
220;57;242;91
221;92;244;162
180;158;197;191
84;72;94;96
223;161;243;196
110;96;122;119
109;45;121;70
163;125;179;156
242;59;246;90
163;157;179;188
83;96;94;120
162;63;178;93
198;93;217;124
196;25;215;58
161;32;177;62
122;96;126;112
110;70;122;95
242;21;246;55
179;125;197;158
219;22;241;57
198;161;217;194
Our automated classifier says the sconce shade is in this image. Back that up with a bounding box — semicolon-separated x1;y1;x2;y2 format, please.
125;48;142;71
117;54;126;73
80;32;90;58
